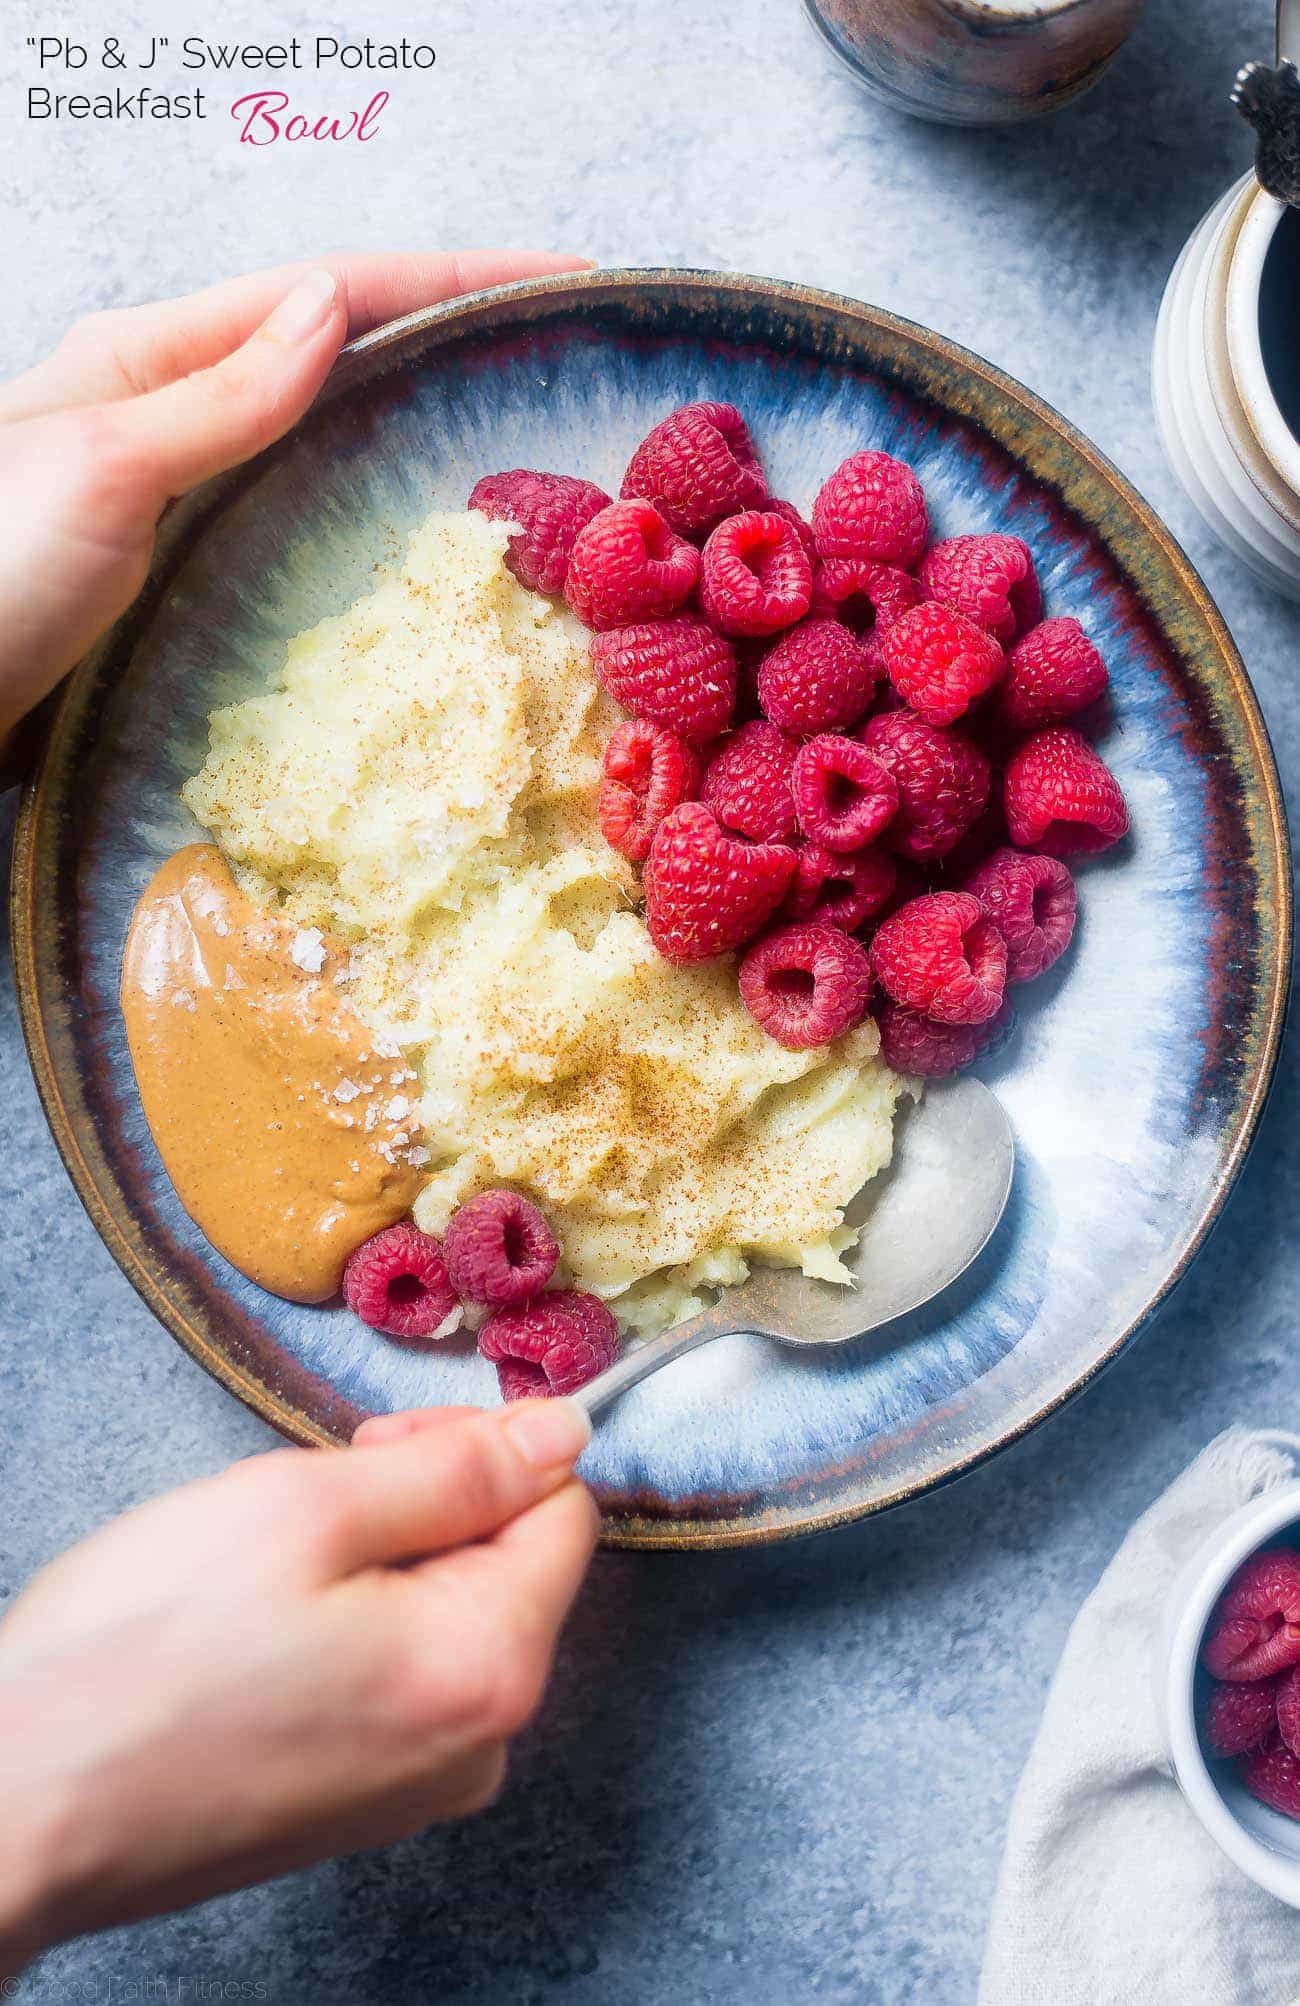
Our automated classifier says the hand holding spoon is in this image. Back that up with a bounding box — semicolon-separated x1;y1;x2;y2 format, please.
573;1075;1014;1419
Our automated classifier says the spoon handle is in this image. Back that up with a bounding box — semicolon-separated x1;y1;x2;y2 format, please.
572;1303;743;1420
1281;0;1300;64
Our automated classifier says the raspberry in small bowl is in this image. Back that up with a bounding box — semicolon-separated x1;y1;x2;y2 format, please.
1160;1463;1300;1906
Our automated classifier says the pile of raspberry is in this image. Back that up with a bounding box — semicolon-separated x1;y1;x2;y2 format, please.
470;402;1128;1070
342;1194;617;1401
1197;1548;1300;1818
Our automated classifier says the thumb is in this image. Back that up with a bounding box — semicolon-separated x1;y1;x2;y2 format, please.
315;1399;593;1576
109;267;347;505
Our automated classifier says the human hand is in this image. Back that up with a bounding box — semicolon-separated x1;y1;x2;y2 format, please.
0;1399;596;1970
0;248;586;761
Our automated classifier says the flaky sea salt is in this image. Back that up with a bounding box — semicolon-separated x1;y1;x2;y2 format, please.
333;1081;361;1104
290;928;326;974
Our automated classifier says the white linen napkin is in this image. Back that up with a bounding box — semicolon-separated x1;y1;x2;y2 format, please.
980;1427;1300;2006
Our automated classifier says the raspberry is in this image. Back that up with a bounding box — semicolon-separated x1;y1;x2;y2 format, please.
917;534;1041;645
810;557;921;637
739;923;873;1048
876;998;1014;1076
1203;1550;1300;1681
700;720;798;842
963;847;1076;983
876;857;927;921
929;798;1009;886
699;510;814;637
1279;1666;1300;1755
866;677;909;719
791;735;899;853
479;1289;620;1400
811;450;929;569
442;1189;560;1307
591;613;737;743
621;401;766;537
784;841;897;931
757;618;877;735
644;802;796;964
468;469;612;596
860;711;991;862
1203;1678;1278;1758
564;499;699;630
342;1222;460;1342
878;603;1005;728
1004;728;1129;856
870;891;1007;1025
1000;618;1110;732
1243;1733;1300;1819
729;639;768;724
598;719;699;862
762;496;817;563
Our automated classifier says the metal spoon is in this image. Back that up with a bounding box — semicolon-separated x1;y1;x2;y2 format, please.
1232;0;1300;208
573;1075;1015;1420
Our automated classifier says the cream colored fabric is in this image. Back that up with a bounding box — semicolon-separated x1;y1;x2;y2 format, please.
982;1429;1300;2006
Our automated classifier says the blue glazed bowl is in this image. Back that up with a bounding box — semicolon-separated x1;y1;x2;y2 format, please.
11;270;1291;1547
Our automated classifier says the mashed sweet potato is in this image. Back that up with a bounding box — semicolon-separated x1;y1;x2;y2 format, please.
182;511;903;1330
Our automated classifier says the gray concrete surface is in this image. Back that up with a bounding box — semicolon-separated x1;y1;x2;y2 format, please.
2;0;1296;1998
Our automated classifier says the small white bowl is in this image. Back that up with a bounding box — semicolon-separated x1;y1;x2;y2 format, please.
1160;1463;1300;1906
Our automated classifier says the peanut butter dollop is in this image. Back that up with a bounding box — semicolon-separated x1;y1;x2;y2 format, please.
121;844;424;1303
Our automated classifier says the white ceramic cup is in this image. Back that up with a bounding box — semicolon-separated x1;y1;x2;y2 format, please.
1153;4;1300;597
1158;1442;1300;1906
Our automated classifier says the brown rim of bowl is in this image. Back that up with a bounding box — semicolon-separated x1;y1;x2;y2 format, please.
9;267;1293;1550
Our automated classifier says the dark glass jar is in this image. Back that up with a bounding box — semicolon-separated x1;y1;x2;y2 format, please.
803;0;1144;126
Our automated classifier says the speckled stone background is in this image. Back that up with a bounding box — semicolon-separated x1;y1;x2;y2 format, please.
2;1;1297;1999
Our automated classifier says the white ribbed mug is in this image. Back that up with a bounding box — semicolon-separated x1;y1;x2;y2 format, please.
1153;2;1300;598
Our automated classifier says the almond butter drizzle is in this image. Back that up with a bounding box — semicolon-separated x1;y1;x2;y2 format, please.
121;844;424;1303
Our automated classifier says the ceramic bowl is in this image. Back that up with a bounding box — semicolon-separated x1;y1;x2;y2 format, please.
1161;1468;1300;1906
1154;174;1300;601
10;269;1291;1548
803;0;1144;125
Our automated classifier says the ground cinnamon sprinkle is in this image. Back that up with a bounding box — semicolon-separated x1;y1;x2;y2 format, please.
179;510;904;1332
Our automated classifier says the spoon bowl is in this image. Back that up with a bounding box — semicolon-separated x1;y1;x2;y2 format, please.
574;1077;1015;1418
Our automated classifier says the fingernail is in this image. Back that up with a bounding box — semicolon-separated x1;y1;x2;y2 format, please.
352;1413;409;1445
263;268;338;344
502;1398;592;1471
